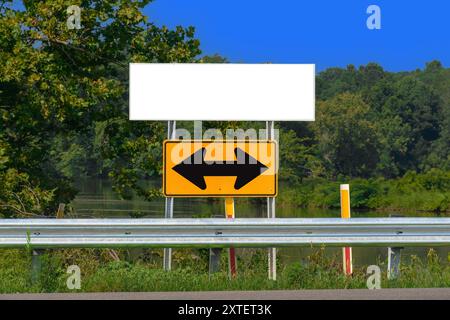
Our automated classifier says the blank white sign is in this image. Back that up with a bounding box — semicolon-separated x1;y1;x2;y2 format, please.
129;63;315;121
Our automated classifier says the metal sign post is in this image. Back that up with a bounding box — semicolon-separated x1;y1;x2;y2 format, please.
266;121;277;281
163;120;176;271
132;63;315;277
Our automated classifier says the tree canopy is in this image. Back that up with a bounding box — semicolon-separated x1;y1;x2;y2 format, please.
1;1;449;217
0;0;201;216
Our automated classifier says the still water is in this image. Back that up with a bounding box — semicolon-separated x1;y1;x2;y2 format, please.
70;179;449;267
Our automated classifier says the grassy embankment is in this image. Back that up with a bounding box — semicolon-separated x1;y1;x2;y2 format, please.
277;169;450;213
1;170;449;293
0;247;448;293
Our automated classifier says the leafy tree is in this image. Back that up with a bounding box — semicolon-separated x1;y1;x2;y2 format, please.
380;77;440;173
316;61;447;177
200;54;228;63
0;137;54;217
0;0;201;213
418;61;450;171
316;63;388;101
312;93;380;178
279;129;323;182
1;0;449;215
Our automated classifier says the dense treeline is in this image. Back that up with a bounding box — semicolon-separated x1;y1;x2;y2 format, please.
0;1;449;217
279;61;450;182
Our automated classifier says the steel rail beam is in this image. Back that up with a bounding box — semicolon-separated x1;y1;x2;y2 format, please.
0;218;449;248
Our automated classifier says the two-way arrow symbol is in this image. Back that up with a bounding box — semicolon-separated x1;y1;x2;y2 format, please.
172;148;269;190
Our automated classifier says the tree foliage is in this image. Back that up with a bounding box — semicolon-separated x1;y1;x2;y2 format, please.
312;93;379;178
0;0;201;215
1;1;449;214
305;61;449;179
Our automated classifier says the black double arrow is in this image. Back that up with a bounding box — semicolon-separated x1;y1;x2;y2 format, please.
172;148;268;190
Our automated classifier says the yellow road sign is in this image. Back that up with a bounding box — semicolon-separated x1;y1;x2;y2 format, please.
163;140;277;197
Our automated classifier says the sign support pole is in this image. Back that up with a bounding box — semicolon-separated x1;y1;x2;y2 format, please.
225;197;237;278
164;120;176;271
266;121;277;281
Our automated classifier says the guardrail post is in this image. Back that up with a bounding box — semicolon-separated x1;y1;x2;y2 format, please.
164;120;176;271
31;203;65;284
340;184;353;275
266;120;277;281
209;248;222;275
209;214;223;276
225;198;237;278
387;247;402;280
31;249;44;285
388;214;403;280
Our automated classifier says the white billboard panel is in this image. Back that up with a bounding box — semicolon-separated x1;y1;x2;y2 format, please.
129;63;315;121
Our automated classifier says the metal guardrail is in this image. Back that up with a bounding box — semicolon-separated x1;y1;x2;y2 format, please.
0;218;450;248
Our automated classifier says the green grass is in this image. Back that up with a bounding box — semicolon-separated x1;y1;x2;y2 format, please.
0;247;448;293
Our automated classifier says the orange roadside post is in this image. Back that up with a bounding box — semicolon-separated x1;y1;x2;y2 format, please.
225;197;237;278
340;184;353;275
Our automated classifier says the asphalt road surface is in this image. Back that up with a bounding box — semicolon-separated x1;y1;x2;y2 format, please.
1;288;449;300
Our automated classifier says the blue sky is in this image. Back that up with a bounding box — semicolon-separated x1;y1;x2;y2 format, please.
145;0;449;72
